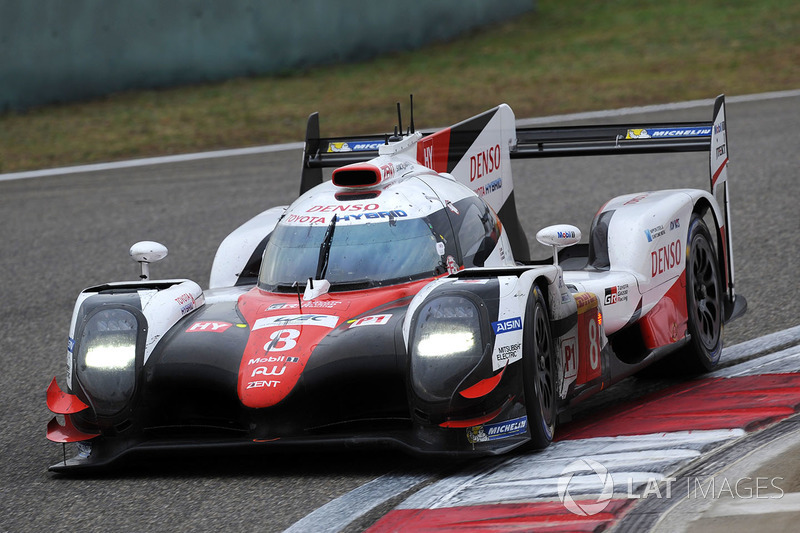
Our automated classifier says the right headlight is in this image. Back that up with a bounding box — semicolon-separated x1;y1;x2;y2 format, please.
410;296;485;402
75;308;140;416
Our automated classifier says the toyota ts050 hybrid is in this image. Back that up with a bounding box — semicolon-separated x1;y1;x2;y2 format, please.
46;95;746;471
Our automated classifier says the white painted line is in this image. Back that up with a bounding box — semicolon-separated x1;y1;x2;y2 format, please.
3;89;799;183
704;491;800;518
712;343;800;378
720;324;800;364
0;142;304;182
282;472;431;533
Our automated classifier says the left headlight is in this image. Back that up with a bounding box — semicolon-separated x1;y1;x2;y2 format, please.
76;308;140;416
410;295;485;402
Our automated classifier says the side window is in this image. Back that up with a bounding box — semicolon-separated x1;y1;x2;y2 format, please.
456;198;499;268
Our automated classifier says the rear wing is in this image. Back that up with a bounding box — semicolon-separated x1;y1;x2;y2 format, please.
300;95;736;303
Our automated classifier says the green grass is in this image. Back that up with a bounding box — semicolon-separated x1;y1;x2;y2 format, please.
1;0;798;173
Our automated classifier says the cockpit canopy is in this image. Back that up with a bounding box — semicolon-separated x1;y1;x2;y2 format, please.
258;178;503;292
259;216;446;291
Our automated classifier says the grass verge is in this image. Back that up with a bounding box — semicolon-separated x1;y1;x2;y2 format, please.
1;0;798;173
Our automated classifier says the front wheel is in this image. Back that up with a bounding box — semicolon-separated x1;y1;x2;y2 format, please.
677;215;723;373
522;285;557;449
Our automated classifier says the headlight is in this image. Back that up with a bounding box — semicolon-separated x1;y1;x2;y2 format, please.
411;296;485;402
76;308;140;416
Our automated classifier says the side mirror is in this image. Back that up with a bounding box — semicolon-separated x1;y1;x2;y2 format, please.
130;241;168;280
535;225;581;266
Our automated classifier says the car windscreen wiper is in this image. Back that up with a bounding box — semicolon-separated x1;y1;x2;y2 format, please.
315;215;337;281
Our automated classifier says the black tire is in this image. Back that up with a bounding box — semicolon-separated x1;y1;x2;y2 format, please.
522;285;557;449
677;215;724;373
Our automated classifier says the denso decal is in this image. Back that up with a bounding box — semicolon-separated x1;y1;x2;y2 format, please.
335;209;408;222
651;239;682;277
253;314;339;330
306;204;379;213
349;314;392;328
492;317;522;334
469;144;501;182
466;416;528;443
186;321;232;333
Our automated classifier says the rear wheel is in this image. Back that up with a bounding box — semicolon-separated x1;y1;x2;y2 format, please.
522;285;556;449
677;215;723;373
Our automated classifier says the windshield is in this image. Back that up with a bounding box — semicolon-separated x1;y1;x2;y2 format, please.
259;217;445;290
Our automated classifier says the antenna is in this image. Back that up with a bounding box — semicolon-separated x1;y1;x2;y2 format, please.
396;102;403;137
409;94;415;134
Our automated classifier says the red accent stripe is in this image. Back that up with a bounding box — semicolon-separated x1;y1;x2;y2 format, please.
459;365;505;399
557;373;800;440
639;271;688;349
712;157;729;187
439;404;506;429
367;499;632;532
46;377;89;414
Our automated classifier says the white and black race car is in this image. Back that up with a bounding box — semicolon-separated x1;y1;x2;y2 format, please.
46;95;746;471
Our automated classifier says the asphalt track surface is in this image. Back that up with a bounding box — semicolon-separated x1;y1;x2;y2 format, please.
0;93;798;532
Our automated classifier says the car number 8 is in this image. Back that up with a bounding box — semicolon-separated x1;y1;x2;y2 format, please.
588;318;600;370
264;329;300;352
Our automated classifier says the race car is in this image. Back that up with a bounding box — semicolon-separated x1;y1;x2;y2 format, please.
46;95;746;471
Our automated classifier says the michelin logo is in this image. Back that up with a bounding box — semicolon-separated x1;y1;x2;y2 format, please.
627;127;712;139
467;416;528;443
327;141;383;152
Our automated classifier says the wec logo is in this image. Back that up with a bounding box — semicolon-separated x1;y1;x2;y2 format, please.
253;314;339;330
